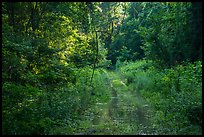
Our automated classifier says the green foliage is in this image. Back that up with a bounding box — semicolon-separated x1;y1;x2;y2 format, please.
135;2;201;67
118;60;202;134
2;2;202;135
117;60;202;134
102;2;201;68
2;82;46;134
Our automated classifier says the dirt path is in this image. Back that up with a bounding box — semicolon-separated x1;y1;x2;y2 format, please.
75;71;154;135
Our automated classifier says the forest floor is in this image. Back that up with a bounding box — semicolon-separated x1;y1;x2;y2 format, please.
74;71;156;135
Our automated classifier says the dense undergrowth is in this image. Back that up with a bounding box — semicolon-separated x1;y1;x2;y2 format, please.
3;59;202;135
2;67;111;135
2;2;202;135
116;59;202;135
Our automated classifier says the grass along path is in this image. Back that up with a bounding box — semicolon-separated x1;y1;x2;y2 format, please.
74;70;155;135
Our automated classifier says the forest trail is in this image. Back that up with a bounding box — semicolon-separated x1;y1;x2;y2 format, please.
75;71;154;135
3;2;202;135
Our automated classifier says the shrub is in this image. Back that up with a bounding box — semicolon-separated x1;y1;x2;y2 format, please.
116;60;202;135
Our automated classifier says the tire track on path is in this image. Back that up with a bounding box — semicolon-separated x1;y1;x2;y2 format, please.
75;70;154;135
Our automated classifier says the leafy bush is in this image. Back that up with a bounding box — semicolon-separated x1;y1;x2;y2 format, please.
116;60;202;135
145;61;202;134
2;82;46;134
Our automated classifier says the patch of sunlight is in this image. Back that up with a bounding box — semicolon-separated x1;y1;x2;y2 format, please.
112;79;127;90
